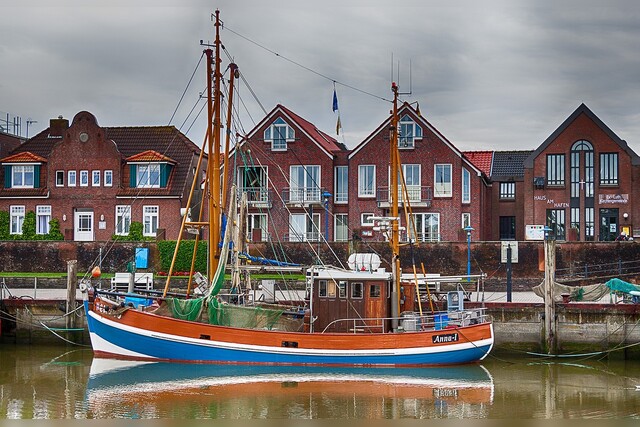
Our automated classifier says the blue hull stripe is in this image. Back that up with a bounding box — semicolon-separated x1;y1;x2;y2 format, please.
85;302;492;366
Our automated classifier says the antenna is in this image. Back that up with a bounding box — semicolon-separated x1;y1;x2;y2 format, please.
26;119;38;139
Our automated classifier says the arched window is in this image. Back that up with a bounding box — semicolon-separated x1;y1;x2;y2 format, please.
570;140;594;241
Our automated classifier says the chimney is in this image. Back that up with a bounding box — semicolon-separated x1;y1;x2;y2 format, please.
49;115;69;138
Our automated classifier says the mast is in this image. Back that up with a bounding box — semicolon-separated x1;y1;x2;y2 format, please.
390;82;401;331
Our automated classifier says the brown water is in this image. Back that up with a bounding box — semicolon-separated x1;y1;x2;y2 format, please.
0;344;639;419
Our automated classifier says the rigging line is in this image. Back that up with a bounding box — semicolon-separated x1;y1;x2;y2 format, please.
224;26;393;104
220;45;268;116
168;52;205;126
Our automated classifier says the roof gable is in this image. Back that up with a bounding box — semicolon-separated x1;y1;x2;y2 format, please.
126;149;176;163
463;151;493;177
524;103;640;168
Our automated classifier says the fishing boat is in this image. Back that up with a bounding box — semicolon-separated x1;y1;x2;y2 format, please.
80;10;493;366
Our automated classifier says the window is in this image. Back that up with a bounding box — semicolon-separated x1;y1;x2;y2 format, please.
247;213;268;242
351;282;363;299
361;213;374;226
434;164;452;197
36;205;51;235
10;205;25;234
462;168;471;203
80;170;89;187
399;114;422;148
600;153;619;185
400;164;421;201
56;171;64;187
570;207;580;241
547;209;566;240
104;170;113;187
410;213;440;242
585;207;595;241
239;166;268;204
571;140;594;197
358;165;375;197
136;164;161;188
143;206;159;236
546;154;565;186
335;214;348;242
319;280;327;297
327;281;336;298
461;213;471;229
289;165;320;203
115;205;131;236
68;171;77;187
334;166;348;203
338;281;346;298
369;284;381;298
289;213;320;242
264;117;294;151
11;165;35;188
499;216;516;240
499;182;516;199
92;170;100;187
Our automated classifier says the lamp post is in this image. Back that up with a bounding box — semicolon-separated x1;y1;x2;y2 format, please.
464;225;474;281
322;191;332;241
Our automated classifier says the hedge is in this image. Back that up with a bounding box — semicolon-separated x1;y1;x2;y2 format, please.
158;240;208;273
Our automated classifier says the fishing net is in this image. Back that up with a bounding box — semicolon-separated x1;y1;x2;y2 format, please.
208;300;284;330
167;297;205;321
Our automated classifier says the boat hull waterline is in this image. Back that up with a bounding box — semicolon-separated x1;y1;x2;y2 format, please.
85;300;494;366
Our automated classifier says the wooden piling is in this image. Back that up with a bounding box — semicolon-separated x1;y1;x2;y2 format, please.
66;260;77;330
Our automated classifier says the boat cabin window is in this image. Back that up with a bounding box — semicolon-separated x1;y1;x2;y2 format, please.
351;282;363;299
327;281;336;298
318;280;327;297
338;281;347;298
369;284;381;298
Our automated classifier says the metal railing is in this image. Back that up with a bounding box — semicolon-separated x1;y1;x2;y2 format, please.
376;185;432;207
282;188;328;205
240;187;272;207
556;259;640;282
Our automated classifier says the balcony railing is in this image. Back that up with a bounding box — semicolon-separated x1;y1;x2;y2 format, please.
240;187;272;208
376;185;432;208
282;188;328;206
284;231;321;242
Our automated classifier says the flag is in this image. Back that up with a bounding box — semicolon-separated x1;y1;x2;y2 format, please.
332;88;339;112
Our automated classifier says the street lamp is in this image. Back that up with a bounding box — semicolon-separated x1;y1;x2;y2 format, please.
322;191;332;241
464;225;474;281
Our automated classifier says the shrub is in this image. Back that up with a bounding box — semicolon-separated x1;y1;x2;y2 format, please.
128;221;145;241
158;240;208;273
0;210;9;239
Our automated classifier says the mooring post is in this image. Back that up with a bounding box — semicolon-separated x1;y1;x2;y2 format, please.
66;260;78;330
543;233;557;354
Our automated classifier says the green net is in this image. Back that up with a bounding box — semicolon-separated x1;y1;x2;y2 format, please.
168;297;205;321
208;301;284;329
606;278;640;294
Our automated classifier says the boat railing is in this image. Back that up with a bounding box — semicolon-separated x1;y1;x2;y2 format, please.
320;307;489;334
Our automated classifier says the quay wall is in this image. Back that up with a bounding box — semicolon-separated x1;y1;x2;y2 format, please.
2;299;639;358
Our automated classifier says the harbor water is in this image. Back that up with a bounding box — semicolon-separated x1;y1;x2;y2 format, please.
0;344;639;419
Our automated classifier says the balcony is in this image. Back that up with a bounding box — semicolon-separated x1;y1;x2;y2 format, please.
282;188;328;206
284;231;321;242
240;187;272;208
376;186;432;208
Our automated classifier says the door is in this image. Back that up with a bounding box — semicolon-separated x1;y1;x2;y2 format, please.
599;208;618;241
74;210;94;241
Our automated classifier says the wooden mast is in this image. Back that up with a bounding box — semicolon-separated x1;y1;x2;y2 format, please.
390;82;401;331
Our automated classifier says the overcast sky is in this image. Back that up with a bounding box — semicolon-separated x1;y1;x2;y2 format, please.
2;0;640;152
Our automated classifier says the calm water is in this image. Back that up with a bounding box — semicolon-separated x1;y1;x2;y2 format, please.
1;344;639;419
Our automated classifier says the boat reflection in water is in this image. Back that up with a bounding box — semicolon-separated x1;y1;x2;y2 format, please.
86;358;494;418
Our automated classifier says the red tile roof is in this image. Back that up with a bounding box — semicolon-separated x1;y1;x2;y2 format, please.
125;149;176;163
277;104;347;154
463;151;493;176
0;151;47;163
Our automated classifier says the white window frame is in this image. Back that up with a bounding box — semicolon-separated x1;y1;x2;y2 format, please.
289;213;320;242
11;165;35;188
10;205;25;234
434;164;452;197
462;212;471;230
92;170;101;187
36;205;51;235
264;117;294;151
410;212;440;242
143;205;159;236
136;164;161;188
80;170;89;187
361;213;375;226
115;205;131;236
358;165;376;198
462;167;471;203
334;166;348;204
289;165;320;203
247;213;268;242
68;170;77;187
398;114;422;148
104;170;113;187
55;170;64;187
335;214;349;242
401;164;421;201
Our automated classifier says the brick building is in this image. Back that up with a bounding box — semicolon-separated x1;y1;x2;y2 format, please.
523;103;640;241
0;111;203;241
0;130;23;159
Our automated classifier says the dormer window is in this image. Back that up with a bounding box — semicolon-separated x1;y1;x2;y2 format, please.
126;151;175;189
4;164;41;189
399;115;422;148
264;117;294;151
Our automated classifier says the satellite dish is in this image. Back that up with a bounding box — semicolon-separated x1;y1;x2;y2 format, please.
348;253;381;272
